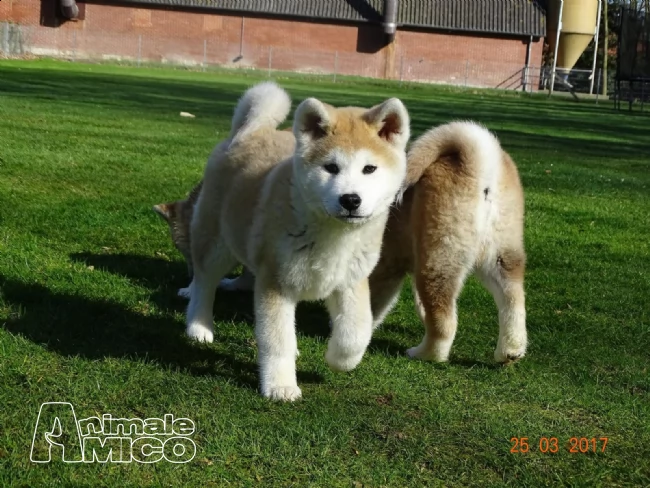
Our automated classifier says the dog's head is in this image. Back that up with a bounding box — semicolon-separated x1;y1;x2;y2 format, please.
152;182;202;268
291;97;409;225
153;200;179;225
153;200;190;256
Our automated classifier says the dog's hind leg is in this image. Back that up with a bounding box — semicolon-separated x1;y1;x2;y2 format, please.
219;266;255;292
177;259;195;299
178;284;192;299
407;263;471;362
186;240;237;343
476;248;527;363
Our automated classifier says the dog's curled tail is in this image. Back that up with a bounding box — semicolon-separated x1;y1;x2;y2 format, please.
402;120;501;188
229;81;292;142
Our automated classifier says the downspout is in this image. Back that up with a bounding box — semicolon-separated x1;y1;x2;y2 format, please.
233;16;245;62
60;0;79;20
524;35;533;92
382;0;398;42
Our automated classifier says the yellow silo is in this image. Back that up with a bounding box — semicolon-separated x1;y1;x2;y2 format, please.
547;0;600;73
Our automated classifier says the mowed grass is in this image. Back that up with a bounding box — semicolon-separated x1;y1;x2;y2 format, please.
0;59;648;487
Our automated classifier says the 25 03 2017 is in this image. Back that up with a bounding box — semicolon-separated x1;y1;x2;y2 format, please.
510;437;609;454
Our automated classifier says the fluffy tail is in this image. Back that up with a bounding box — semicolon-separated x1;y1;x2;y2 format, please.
229;81;292;142
403;120;502;188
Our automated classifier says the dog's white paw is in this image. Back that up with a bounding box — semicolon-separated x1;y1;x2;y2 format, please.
218;278;241;291
178;286;191;298
406;344;447;362
325;348;364;372
263;385;302;402
186;323;214;343
406;335;453;362
494;340;526;364
218;274;255;292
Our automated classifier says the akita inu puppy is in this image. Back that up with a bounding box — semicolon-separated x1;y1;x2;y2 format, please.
157;120;526;366
153;181;202;278
369;121;527;364
186;82;410;401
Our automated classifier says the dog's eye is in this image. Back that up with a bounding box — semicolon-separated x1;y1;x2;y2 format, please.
323;164;340;175
362;165;377;175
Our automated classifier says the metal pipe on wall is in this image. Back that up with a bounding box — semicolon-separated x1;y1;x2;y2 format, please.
382;0;398;41
240;17;245;57
60;0;79;20
524;35;533;92
232;16;245;62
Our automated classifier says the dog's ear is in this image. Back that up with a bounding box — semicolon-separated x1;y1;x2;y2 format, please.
293;98;331;144
363;98;410;151
152;203;172;222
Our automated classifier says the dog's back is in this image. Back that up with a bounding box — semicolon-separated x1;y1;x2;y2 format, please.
405;121;524;261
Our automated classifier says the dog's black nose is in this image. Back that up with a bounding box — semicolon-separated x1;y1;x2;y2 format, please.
339;193;361;211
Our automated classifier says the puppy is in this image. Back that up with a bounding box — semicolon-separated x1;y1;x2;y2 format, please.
369;121;527;364
186;81;410;401
159;120;527;366
153;181;202;279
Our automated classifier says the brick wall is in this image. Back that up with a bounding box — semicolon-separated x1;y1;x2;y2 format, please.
0;0;544;90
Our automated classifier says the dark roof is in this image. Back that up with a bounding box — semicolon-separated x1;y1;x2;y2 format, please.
114;0;547;37
399;1;547;37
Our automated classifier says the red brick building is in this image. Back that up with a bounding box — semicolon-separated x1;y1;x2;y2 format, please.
0;0;547;89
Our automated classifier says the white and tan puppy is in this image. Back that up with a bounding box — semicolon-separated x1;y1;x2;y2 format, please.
369;121;527;364
186;82;410;401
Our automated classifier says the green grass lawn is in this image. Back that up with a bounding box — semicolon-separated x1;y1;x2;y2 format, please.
0;59;649;487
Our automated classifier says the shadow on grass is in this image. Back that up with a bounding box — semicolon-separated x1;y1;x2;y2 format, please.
66;252;510;369
69;252;334;341
368;329;502;370
0;274;326;391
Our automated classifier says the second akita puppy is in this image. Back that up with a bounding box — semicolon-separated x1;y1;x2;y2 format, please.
369;121;527;364
186;82;410;401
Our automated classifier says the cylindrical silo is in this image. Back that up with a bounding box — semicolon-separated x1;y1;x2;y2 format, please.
547;0;600;74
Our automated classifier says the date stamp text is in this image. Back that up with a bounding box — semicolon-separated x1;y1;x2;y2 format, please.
510;437;608;454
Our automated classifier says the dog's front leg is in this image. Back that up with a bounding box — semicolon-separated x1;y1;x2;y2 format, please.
324;279;373;372
254;276;301;401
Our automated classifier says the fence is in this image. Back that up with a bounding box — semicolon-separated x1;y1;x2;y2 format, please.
1;21;607;99
614;78;650;111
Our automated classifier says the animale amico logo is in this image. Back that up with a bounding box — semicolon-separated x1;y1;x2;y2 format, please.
30;402;197;464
